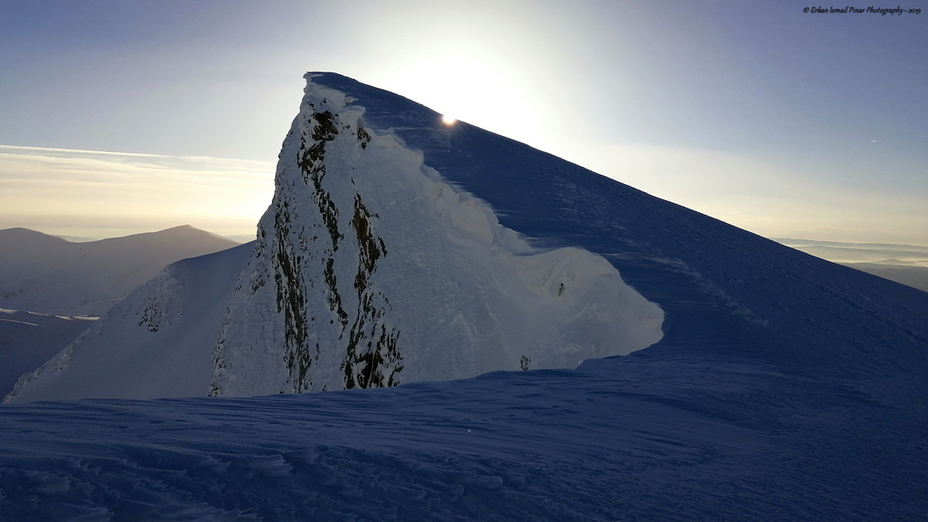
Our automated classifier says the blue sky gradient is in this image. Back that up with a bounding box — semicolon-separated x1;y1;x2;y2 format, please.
1;0;925;242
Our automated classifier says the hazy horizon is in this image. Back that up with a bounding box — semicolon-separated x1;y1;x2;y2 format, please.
1;1;925;245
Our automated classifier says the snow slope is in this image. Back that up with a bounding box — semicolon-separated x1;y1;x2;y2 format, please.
0;310;95;396
5;243;253;402
0;226;240;317
1;73;926;519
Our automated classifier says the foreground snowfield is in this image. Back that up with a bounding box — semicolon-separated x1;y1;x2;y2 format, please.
1;351;925;520
1;73;926;519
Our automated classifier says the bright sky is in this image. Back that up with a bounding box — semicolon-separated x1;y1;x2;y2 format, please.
1;0;925;243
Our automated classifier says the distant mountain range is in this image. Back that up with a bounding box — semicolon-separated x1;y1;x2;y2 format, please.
0;225;240;317
775;238;928;292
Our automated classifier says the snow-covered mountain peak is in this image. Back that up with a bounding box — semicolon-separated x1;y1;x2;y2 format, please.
209;73;664;396
3;73;928;519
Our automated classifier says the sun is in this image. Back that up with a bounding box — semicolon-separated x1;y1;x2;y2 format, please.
441;114;457;126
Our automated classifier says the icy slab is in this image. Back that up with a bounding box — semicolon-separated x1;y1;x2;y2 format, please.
210;76;664;396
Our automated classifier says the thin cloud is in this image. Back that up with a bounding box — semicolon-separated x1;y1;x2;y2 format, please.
0;145;275;239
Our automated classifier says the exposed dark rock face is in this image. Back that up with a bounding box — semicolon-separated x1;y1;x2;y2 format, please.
212;86;407;394
343;193;401;389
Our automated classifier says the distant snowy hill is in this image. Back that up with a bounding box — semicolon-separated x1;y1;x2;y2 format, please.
1;73;926;519
0;226;241;397
5;243;253;402
0;226;240;317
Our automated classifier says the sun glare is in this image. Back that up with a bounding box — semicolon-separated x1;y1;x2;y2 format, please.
441;114;457;126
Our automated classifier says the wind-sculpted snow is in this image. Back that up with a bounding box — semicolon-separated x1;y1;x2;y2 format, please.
209;76;664;396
